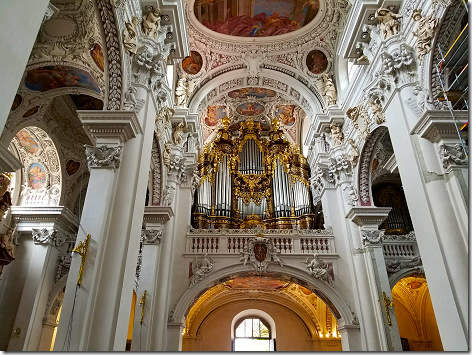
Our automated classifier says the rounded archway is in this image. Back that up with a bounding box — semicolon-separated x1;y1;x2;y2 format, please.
392;276;443;351
178;267;354;352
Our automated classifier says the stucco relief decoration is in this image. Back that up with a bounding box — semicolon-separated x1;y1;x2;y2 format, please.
0;227;16;259
239;234;283;275
361;230;384;246
189;252;215;287
346;104;370;137
123;85;145;113
55;255;72;283
411;10;439;60
12;127;62;206
385;256;423;276
374;7;402;39
326;155;352;186
155;106;174;139
342;184;358;206
32;228;67;248
305;253;334;286
85;145;123;171
438;144;468;169
141;228;163;245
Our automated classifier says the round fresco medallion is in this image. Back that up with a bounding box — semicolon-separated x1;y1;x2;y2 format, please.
204;105;227;127
306;50;328;74
182;51;203;75
236;102;264;116
194;0;320;37
275;105;296;126
66;160;81;176
11;94;22;111
16;129;39;154
22;106;40;118
90;44;104;71
228;87;276;99
28;162;47;190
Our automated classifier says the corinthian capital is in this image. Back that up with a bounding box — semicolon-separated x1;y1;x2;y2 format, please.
85;145;122;172
361;230;384;246
141;228;162;245
32;228;67;248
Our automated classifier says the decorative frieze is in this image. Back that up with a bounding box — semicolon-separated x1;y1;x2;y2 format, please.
85;145;123;172
32;228;67;248
385;255;422;276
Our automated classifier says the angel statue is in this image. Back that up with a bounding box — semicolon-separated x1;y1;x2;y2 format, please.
189;252;214;287
1;227;16;259
142;8;161;39
172;121;190;147
375;7;403;39
305;253;334;286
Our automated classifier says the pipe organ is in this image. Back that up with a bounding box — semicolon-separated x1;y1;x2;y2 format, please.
193;116;317;229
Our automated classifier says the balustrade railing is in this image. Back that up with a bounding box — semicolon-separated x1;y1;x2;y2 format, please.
186;227;336;255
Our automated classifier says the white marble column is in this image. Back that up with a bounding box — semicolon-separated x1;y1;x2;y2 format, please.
0;0;49;137
346;207;403;351
130;206;173;351
384;89;468;350
7;229;65;351
53;111;144;351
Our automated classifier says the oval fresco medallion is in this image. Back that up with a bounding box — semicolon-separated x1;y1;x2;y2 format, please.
194;0;320;37
306;50;328;74
90;44;104;71
22;106;40;118
228;87;276;99
204;105;227;126
182;51;203;75
28;163;47;190
16;129;39;154
236;102;264;116
25;65;100;93
11;94;22;111
275;105;296;126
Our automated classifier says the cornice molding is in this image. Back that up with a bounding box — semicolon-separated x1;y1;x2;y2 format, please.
346;206;391;228
410;110;468;143
77;110;143;144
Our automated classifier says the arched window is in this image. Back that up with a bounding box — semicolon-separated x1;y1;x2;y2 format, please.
233;317;274;351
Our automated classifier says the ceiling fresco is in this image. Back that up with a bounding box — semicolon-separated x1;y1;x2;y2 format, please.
193;0;320;37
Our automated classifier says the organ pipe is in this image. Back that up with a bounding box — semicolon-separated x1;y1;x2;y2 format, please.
193;117;315;229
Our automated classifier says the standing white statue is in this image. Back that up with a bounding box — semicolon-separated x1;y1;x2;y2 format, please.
122;21;138;55
330;122;344;146
375;7;403;39
322;74;337;106
175;75;189;107
411;10;439;60
172;122;189;147
142;8;161;39
367;100;386;124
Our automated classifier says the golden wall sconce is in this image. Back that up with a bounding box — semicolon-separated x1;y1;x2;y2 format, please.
71;234;90;287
